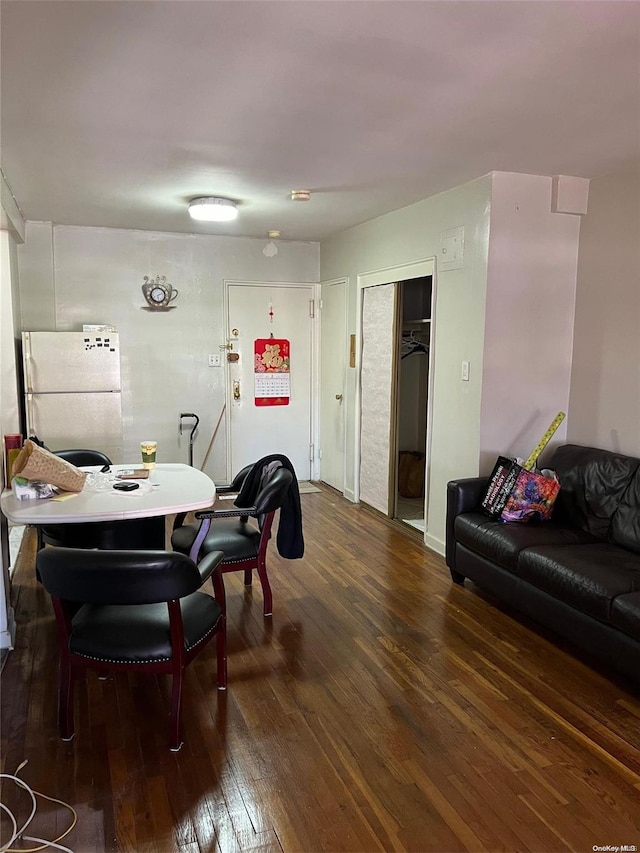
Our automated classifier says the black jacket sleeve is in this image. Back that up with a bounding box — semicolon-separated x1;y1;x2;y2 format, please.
235;454;304;559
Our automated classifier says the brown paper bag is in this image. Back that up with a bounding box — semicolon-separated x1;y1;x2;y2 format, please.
11;440;87;492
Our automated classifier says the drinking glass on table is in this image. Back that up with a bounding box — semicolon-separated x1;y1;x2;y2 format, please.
141;441;157;469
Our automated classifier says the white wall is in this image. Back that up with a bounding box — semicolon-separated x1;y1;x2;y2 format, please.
16;222;55;329
482;172;582;469
17;224;319;482
568;164;640;457
321;171;584;554
321;175;492;552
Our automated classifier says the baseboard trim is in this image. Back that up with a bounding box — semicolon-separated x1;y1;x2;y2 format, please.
424;532;445;557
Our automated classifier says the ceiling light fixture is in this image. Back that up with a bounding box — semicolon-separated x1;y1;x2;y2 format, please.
188;197;238;222
290;190;311;202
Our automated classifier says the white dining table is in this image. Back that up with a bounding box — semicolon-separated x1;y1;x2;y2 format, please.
0;463;216;549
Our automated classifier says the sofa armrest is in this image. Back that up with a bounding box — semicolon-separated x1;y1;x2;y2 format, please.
445;477;489;570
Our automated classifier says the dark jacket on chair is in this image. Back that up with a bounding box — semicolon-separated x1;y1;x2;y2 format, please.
236;454;304;559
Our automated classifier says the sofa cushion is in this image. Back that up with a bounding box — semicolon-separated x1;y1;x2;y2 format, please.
518;543;640;621
454;512;597;572
611;467;640;555
610;592;640;642
549;444;640;540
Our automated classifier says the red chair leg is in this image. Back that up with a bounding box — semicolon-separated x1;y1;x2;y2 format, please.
256;558;273;617
216;622;227;690
243;569;252;586
169;670;184;752
59;655;76;741
212;568;226;618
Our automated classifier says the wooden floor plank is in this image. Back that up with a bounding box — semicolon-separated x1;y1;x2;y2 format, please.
2;488;639;852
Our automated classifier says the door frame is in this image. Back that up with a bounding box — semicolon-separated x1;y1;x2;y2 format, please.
222;279;320;483
319;277;348;494
392;275;434;527
355;258;436;532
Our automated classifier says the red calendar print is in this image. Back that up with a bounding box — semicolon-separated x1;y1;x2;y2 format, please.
254;338;290;406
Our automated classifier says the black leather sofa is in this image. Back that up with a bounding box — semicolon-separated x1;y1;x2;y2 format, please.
446;444;640;685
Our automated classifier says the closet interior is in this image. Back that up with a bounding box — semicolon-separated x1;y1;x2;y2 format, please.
394;276;433;532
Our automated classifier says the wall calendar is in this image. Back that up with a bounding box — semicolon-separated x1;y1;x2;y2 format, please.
254;338;290;406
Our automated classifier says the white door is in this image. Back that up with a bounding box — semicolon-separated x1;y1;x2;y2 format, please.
319;279;347;492
359;282;397;515
225;282;314;480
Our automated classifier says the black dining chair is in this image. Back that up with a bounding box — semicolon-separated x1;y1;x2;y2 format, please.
36;546;227;752
171;462;254;536
37;449;113;551
54;449;112;468
171;458;300;616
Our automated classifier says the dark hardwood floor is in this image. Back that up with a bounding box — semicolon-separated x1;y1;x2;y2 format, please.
1;485;639;852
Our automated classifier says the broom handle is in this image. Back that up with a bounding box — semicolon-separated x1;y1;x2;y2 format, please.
200;404;227;472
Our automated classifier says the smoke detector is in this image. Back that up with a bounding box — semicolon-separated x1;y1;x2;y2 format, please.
290;190;311;202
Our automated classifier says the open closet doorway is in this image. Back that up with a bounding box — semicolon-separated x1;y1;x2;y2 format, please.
393;276;433;532
357;257;434;522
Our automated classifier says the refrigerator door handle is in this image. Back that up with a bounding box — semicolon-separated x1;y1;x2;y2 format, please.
23;331;33;393
26;393;35;436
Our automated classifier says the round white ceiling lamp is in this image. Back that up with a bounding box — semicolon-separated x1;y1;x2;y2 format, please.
290;190;311;202
188;197;238;222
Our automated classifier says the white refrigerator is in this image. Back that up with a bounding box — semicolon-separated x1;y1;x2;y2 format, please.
22;331;123;462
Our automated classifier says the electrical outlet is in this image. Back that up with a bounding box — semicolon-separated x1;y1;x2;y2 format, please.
208;353;221;367
461;360;470;381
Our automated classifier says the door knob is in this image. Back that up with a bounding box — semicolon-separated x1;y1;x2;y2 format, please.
335;394;343;401
233;380;241;400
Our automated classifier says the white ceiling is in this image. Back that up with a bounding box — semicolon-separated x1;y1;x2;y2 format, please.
1;1;639;242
